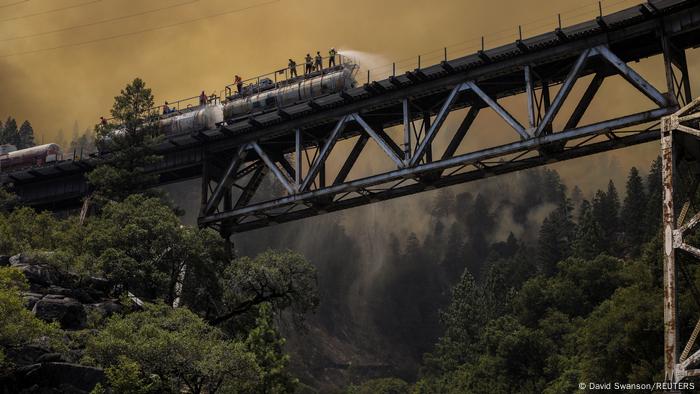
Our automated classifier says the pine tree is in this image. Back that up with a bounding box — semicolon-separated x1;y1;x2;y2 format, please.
1;117;18;146
17;121;35;149
592;180;621;255
56;129;66;149
621;167;647;255
87;78;162;203
245;303;298;393
537;199;574;276
645;157;663;238
574;200;605;259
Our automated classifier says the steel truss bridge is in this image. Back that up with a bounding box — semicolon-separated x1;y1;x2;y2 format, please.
3;0;700;386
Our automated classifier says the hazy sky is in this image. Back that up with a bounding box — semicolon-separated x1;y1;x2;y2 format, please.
1;0;697;192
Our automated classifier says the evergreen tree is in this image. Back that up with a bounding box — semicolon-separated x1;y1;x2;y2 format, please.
17;120;35;149
592;180;620;254
573;200;605;259
536;199;574;276
422;270;487;374
87;78;162;203
72;120;80;145
245;303;298;393
621;167;647;255
1;117;18;146
645;157;662;238
56;128;66;149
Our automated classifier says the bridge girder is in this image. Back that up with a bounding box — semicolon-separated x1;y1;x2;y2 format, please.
198;43;686;234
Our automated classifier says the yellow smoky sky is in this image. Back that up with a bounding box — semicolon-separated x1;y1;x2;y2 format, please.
0;0;697;193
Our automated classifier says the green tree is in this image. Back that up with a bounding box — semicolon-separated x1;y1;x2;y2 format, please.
621;167;647;256
537;199;574;276
1;117;18;146
422;270;487;375
85;303;260;394
592;181;620;254
347;378;409;394
83;194;226;302
212;250;319;326
0;267;60;364
245;303;298;393
573;200;605;260
17;120;35;149
645;157;662;238
88;78;162;203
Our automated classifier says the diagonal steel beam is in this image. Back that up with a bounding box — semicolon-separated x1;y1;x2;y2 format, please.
535;49;591;136
300;115;348;191
467;81;529;140
593;45;668;107
204;145;248;215
442;106;480;160
251;141;295;194
295;129;302;186
351;113;405;168
410;84;464;166
199;107;672;225
565;72;605;130
275;152;296;181
403;99;411;161
334;133;369;185
677;211;700;234
525;65;536;130
234;164;267;210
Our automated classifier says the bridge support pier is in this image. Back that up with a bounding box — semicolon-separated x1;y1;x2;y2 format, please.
661;97;700;388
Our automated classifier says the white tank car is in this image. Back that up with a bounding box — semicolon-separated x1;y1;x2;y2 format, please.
158;103;224;136
106;103;224;143
223;63;358;120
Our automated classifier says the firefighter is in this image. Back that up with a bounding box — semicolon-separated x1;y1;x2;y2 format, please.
305;53;313;75
100;117;107;127
328;47;337;67
314;51;323;71
199;91;207;105
288;59;297;78
163;101;170;115
234;75;243;94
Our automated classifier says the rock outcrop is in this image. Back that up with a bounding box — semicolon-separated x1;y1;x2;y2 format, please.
7;253;123;330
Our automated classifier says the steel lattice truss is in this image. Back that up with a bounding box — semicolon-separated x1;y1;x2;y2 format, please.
198;42;690;234
661;97;700;384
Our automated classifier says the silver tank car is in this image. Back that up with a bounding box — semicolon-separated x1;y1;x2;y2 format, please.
223;64;358;120
158;103;224;136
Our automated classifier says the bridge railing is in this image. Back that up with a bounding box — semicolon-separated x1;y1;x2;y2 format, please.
362;0;642;82
221;54;356;100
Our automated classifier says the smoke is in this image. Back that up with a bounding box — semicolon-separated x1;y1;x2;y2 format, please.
337;49;391;70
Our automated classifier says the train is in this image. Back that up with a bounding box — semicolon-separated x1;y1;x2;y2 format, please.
1;61;358;172
0;144;62;172
109;61;358;141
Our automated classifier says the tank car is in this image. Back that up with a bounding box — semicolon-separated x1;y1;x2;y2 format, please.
158;102;224;136
0;144;62;172
223;63;358;120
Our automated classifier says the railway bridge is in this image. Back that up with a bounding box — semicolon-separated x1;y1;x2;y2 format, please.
3;0;700;386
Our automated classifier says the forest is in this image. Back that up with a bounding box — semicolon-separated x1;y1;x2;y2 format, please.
0;78;695;393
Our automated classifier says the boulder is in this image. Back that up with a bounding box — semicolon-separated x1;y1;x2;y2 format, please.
32;297;86;330
11;261;63;288
21;292;44;309
87;300;123;319
12;362;105;393
82;276;111;295
3;345;51;366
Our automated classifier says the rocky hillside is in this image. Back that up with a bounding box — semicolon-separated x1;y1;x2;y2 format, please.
1;254;128;393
